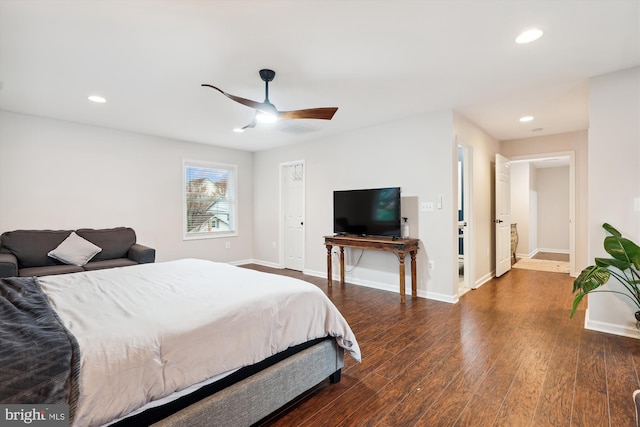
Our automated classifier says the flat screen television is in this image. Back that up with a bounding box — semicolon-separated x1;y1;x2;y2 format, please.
333;187;401;237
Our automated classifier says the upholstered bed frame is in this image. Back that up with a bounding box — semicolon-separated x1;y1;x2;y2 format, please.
115;339;344;427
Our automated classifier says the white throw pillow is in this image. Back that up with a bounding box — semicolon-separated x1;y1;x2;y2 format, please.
48;232;102;266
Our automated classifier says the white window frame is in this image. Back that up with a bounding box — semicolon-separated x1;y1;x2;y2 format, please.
183;159;238;240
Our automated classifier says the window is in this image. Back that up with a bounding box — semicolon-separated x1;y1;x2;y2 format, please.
183;160;237;239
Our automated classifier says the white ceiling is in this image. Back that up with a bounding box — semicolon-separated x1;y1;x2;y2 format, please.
0;1;638;152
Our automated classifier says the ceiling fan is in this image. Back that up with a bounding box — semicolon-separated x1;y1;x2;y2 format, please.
202;69;338;131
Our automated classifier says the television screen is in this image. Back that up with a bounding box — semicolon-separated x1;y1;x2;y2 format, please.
333;187;401;237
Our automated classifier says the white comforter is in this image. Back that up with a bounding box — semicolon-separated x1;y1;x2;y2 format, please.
38;259;361;427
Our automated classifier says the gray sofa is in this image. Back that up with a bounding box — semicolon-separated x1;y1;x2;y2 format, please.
0;227;155;278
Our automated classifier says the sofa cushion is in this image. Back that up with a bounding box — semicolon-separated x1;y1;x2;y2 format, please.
82;258;138;271
19;265;84;277
76;227;136;261
48;232;102;266
1;230;74;268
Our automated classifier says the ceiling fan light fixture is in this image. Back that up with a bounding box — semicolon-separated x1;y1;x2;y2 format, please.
256;111;278;123
515;28;543;44
88;95;106;103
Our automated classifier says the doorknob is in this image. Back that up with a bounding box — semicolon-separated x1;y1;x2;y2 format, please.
494;219;503;223
300;222;304;225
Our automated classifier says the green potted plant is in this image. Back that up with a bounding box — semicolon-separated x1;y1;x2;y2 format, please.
571;223;640;328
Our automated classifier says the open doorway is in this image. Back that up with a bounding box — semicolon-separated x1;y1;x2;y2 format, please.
508;153;574;275
458;144;473;294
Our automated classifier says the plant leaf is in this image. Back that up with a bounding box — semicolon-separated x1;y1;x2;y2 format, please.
595;256;630;271
570;292;585;318
623;239;640;270
604;237;640;267
604;235;627;261
573;265;610;293
603;223;621;237
602;223;640;269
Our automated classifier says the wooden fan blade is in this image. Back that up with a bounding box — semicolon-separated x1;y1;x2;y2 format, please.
277;107;338;120
201;84;274;113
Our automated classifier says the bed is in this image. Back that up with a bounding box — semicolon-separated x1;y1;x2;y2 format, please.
0;258;361;427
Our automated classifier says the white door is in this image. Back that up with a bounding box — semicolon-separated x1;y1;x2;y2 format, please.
283;162;304;271
495;154;511;277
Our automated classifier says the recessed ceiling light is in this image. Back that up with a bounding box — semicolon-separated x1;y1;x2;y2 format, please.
519;116;534;122
233;128;244;133
515;28;543;44
88;95;106;103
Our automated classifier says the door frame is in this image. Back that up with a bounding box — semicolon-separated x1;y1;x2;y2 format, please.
507;151;576;276
279;159;306;270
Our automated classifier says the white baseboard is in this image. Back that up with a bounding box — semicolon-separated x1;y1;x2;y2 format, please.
537;248;570;254
426;291;458;304
584;308;640;339
304;268;458;304
302;269;326;280
473;271;495;289
516;249;537;259
237;259;282;269
516;248;570;260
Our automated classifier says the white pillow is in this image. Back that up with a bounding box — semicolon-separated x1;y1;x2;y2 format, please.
48;232;102;266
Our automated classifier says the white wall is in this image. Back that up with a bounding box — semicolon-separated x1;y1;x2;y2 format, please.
587;66;640;337
0;111;254;263
453;112;501;285
510;162;533;257
253;111;461;302
537;166;570;252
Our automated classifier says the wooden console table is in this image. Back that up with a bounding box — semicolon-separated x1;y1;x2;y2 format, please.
324;235;420;303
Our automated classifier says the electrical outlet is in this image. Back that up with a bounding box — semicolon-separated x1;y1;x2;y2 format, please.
225;242;231;249
428;260;435;270
272;242;277;249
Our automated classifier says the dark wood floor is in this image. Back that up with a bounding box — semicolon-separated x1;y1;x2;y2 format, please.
246;265;640;427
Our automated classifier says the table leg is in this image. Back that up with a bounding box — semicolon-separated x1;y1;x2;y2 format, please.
410;250;417;299
325;244;333;287
339;247;345;285
399;253;406;303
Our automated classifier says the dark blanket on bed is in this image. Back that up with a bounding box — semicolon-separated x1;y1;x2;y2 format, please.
0;276;80;422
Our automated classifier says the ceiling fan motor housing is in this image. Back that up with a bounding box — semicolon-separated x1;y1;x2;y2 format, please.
259;69;275;82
